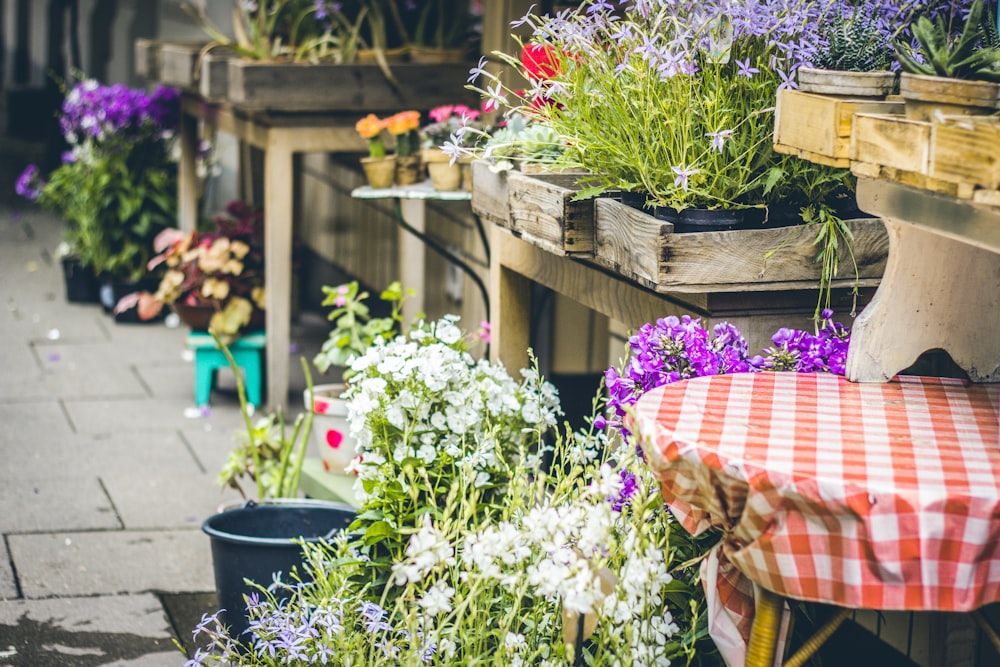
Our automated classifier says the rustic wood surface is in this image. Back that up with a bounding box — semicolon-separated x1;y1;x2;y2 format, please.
506;171;594;256
930;117;1000;191
592;199;887;293
470;160;510;227
226;61;477;112
134;38;164;81
198;48;233;100
850;113;931;174
848;179;1000;383
774;89;903;168
158;41;207;90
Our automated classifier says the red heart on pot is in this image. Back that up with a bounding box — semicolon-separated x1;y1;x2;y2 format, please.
325;429;344;449
315;399;330;414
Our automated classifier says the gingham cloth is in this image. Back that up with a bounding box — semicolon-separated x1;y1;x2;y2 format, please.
629;372;1000;666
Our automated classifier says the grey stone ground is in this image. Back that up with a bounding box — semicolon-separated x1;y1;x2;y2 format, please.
0;154;328;665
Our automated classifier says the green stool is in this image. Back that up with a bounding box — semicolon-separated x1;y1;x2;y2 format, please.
185;331;266;408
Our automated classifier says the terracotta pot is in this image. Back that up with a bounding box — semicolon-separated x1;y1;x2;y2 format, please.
394;154;422;186
797;66;896;98
422;147;462;190
899;73;1000;121
360;155;396;189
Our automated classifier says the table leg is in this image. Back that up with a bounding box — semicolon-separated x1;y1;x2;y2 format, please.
178;108;199;233
264;143;294;413
489;225;532;373
745;587;785;667
398;199;427;327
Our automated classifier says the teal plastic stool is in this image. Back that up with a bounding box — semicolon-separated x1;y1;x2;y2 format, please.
185;332;266;407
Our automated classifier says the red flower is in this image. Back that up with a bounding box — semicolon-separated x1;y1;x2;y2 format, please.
521;43;561;80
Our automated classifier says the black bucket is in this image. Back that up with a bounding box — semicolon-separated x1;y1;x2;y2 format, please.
60;255;101;304
201;499;356;640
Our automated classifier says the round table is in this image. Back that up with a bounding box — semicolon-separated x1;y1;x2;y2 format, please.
629;372;1000;666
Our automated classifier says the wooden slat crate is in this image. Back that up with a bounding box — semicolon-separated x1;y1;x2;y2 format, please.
134;38;164;81
929;116;1000;191
199;48;233;101
158;41;208;90
773;89;904;168
592;199;888;293
850;113;933;174
505;170;595;256
470;160;510;227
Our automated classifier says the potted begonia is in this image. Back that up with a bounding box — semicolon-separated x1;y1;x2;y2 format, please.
356;113;395;188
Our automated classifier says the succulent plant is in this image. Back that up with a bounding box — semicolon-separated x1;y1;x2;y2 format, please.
895;0;1000;81
813;3;894;71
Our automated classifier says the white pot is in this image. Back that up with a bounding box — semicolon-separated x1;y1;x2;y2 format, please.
305;383;358;474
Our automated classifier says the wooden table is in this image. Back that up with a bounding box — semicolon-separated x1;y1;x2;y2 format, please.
630;372;1000;667
177;92;367;411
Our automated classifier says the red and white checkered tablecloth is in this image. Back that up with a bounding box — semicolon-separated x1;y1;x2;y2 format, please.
628;372;1000;666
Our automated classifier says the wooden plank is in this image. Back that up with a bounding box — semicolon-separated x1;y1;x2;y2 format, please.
592;199;887;293
198;48;233;100
227;61;477;112
773;89;904;167
134;38;164;81
930;117;1000;191
470;160;510;227
850;113;931;174
506;170;594;256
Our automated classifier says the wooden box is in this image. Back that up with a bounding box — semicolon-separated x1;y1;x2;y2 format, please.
850;113;932;174
773;89;904;168
592;199;888;292
930;116;1000;191
470;160;510;227
505;170;594;256
198;48;233;100
134;38;163;81
158;41;208;90
226;61;477;112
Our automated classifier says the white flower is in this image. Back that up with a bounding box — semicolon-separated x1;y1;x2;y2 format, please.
504;632;527;655
474;471;491;488
418;579;455;615
417;444;436;464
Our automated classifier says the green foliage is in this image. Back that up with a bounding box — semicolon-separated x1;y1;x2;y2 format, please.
813;5;894;71
896;0;1000;81
411;0;471;49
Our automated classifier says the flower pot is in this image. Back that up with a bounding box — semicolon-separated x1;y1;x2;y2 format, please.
104;276;164;322
796;66;896;98
202;499;356;641
60;255;102;304
394;154;422;186
619;191;650;211
355;46;409;64
422;148;461;190
360;155;395;189
304;383;359;474
407;45;468;64
172;301;265;333
653;207;745;233
899;73;1000;121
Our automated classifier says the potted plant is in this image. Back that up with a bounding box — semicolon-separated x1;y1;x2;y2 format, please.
356;113;395;188
385;109;422;186
307;281;410;474
797;0;906;97
16;79;179;312
114;200;266;339
405;0;474;63
421;104;481;190
895;0;1000;120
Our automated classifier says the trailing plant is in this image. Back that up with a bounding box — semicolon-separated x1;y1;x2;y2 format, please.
895;0;1000;81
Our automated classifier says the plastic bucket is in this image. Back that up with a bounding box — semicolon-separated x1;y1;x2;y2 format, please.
201;499;356;639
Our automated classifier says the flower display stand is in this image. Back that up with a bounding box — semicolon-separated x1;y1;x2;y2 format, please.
185;331;266;408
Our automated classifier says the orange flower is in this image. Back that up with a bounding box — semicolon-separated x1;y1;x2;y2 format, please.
384;110;420;136
355;113;385;140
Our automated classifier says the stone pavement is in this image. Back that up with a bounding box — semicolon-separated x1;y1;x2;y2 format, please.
0;203;328;666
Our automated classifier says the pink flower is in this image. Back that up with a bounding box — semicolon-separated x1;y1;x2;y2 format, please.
334;284;350;308
428;105;454;123
477;320;492;343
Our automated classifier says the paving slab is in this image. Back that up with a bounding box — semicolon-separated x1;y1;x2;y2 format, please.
0;401;74;446
26;341;151;399
9;530;215;598
0;541;16;600
0;594;181;666
62;396;239;436
0;474;119;533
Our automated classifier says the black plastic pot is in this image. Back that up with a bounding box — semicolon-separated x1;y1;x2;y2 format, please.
60;255;102;304
202;499;356;640
653;206;744;233
101;276;165;323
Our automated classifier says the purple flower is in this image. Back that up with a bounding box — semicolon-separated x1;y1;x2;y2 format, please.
15;164;44;200
610;470;638;512
735;58;760;78
705;129;732;153
671;165;698;192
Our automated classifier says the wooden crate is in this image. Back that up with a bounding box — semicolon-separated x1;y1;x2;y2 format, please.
134;38;163;81
198;48;234;101
930;116;1000;191
470;160;510;227
506;170;594;256
158;41;208;90
592;199;888;293
773;89;904;168
850;113;933;174
226;61;477;111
